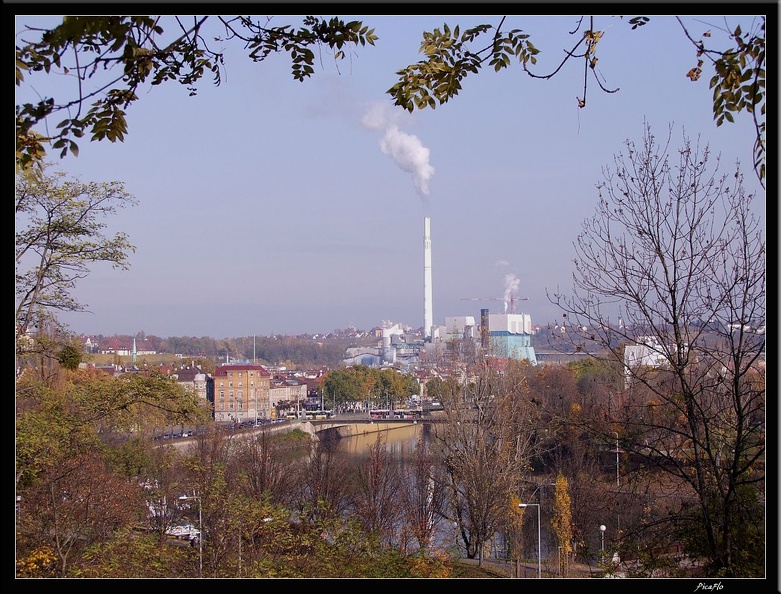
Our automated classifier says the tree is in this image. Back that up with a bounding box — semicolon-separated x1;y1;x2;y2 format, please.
425;375;458;403
322;367;369;410
229;427;300;507
374;367;418;410
73;529;193;578
399;438;446;554
351;433;402;548
15;165;137;347
388;15;766;188
295;438;353;524
551;121;765;576
16;450;145;577
434;359;540;563
551;473;574;576
16;367;207;489
15;16;377;173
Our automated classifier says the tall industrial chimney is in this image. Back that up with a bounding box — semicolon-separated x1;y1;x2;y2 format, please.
424;216;433;338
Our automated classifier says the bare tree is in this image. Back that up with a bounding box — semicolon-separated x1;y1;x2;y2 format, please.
294;437;353;523
399;438;446;553
551;121;765;576
351;433;401;548
230;429;299;507
434;358;540;563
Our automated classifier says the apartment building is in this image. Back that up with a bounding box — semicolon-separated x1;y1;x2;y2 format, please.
213;364;271;423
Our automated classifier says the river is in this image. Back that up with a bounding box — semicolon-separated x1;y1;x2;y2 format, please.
334;422;426;457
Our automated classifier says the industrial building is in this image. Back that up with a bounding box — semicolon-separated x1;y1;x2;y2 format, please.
341;215;538;369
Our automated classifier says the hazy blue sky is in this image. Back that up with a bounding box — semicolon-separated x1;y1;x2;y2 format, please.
16;14;767;339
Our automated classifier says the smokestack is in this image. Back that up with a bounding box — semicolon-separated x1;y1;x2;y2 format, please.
424;216;433;338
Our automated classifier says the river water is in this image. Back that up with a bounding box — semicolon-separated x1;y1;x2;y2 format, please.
334;422;426;457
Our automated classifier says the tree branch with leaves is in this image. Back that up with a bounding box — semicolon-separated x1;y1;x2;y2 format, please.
15;15;377;173
15;165;137;346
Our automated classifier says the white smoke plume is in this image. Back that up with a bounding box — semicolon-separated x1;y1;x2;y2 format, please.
504;273;520;313
362;102;434;197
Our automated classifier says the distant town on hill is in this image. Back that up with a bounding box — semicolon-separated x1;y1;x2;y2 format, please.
73;321;625;370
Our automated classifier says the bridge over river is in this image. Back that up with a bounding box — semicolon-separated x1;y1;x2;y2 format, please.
167;415;440;451
301;417;428;441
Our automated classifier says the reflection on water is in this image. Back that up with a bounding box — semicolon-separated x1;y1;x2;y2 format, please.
335;423;427;458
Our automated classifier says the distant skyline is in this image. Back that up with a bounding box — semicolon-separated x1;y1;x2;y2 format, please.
15;14;766;338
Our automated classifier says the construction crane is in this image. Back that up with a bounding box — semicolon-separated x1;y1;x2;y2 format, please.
461;295;529;314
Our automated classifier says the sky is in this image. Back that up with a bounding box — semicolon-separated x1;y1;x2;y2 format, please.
15;14;767;339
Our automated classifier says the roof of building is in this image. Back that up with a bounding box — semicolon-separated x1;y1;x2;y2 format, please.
214;364;270;377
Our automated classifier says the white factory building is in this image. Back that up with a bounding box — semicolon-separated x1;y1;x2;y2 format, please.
341;215;537;368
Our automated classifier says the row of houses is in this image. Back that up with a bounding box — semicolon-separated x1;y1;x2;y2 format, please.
87;362;325;424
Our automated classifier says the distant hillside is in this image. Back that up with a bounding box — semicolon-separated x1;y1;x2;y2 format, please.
80;333;379;370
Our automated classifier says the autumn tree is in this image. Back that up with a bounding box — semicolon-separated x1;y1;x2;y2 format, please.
351;433;402;548
133;444;189;542
229;428;300;507
16;367;204;489
434;358;540;563
15;165;137;350
399;438;447;553
424;375;459;403
551;473;574;576
551;121;765;577
15;363;214;577
322;365;374;410
73;528;193;578
16;447;146;577
373;367;419;410
294;438;353;524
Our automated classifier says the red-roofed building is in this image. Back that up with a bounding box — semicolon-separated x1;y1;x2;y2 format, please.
213;364;271;424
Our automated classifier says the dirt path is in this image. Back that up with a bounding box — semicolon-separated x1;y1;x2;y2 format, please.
456;557;603;578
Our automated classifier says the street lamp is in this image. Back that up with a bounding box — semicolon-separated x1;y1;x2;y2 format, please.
614;432;620;488
599;524;606;562
519;503;541;578
179;493;202;578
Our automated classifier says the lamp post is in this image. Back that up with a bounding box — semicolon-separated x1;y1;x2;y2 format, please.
599;524;606;562
519;503;541;578
179;494;202;578
614;432;620;488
